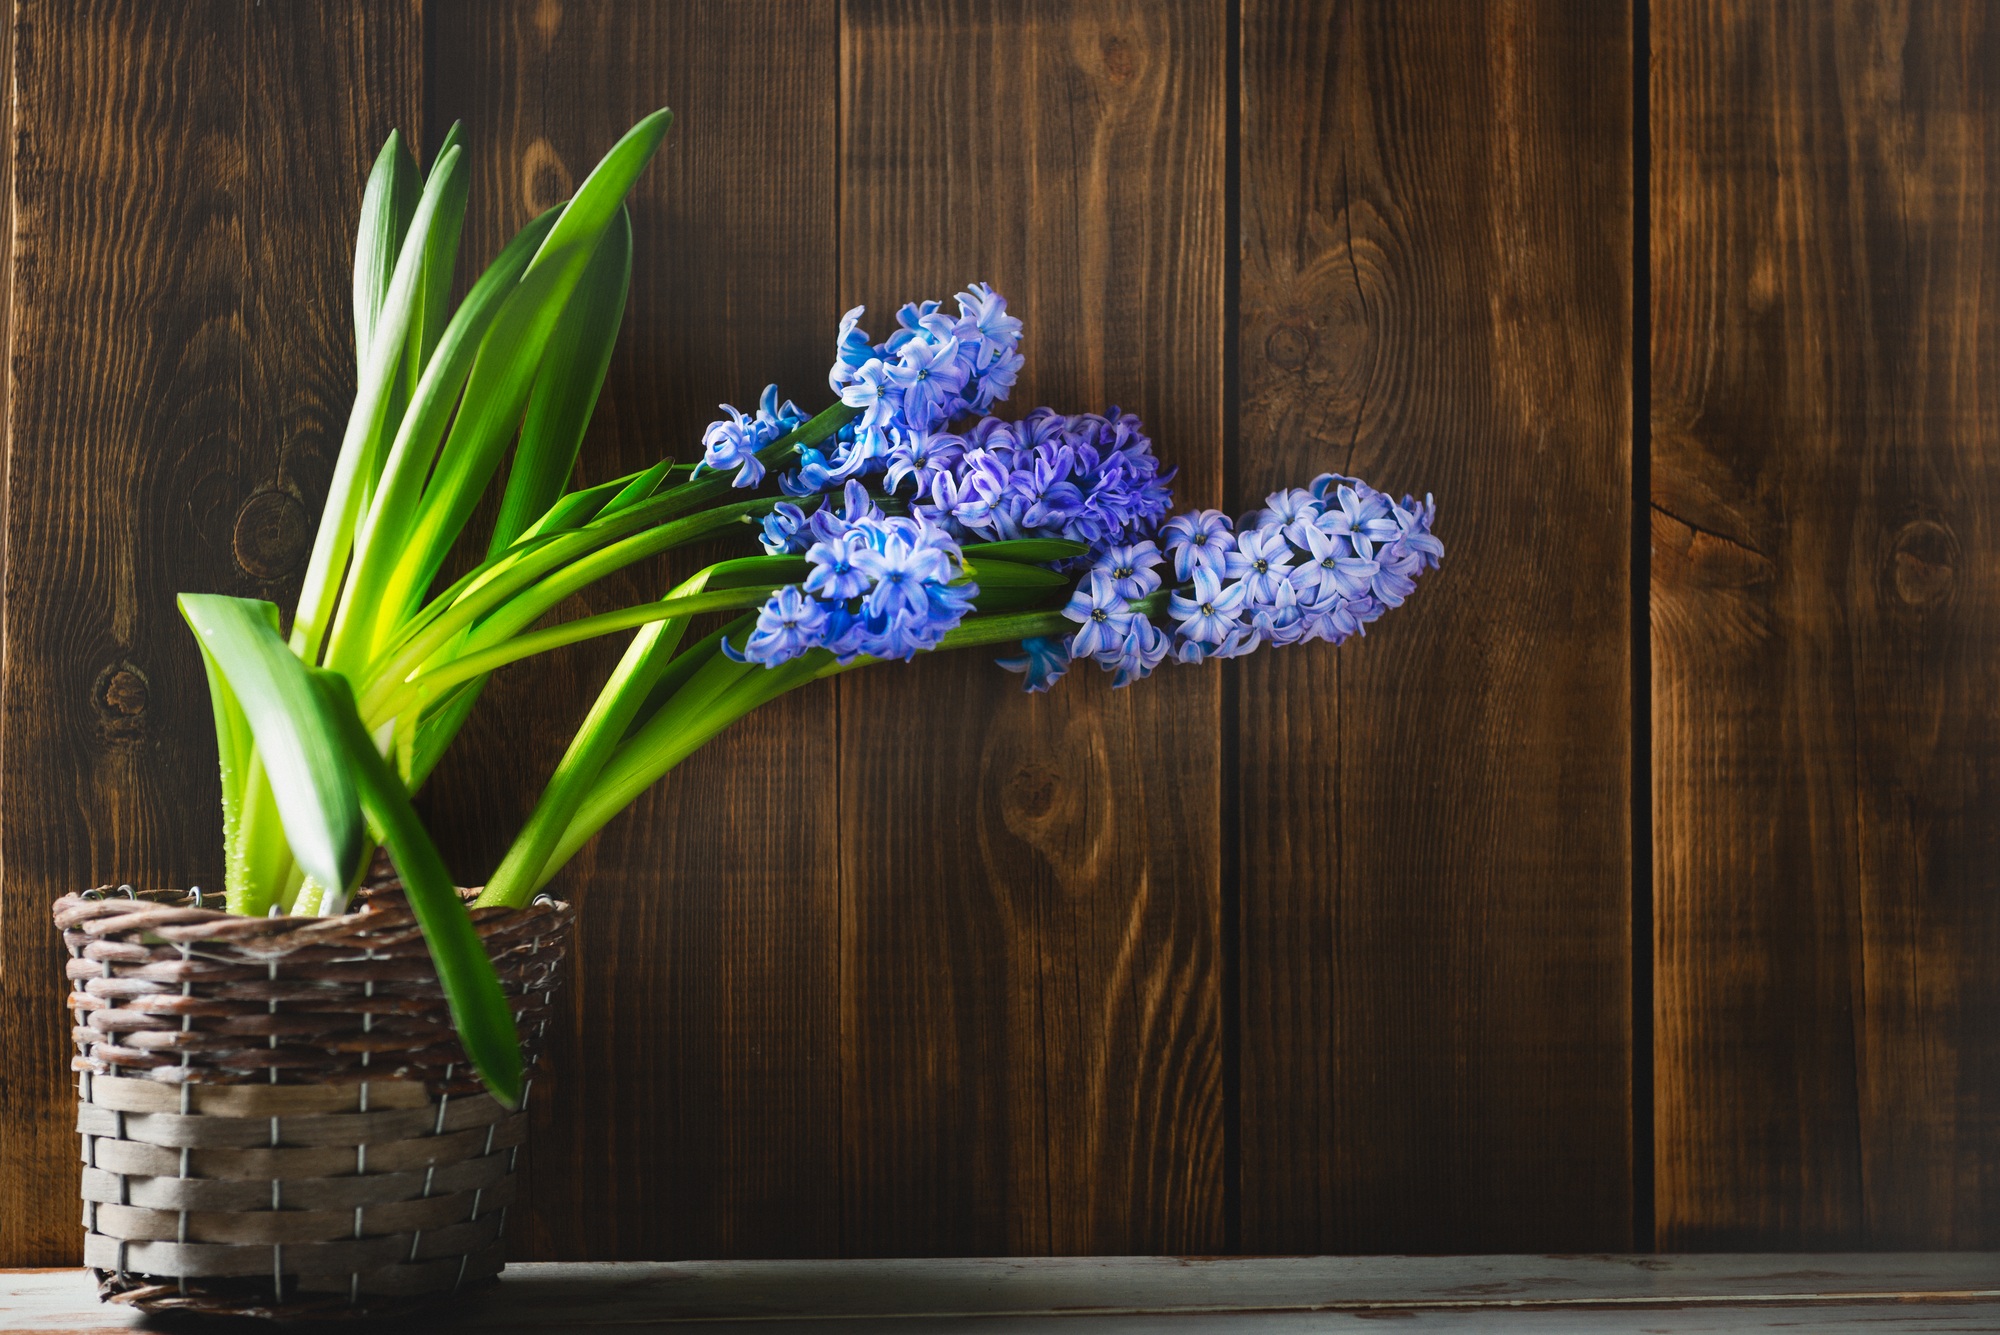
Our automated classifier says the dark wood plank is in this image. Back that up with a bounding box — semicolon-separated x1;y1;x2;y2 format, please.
0;0;418;1264
1236;0;1634;1251
1653;0;2000;1248
836;0;1228;1256
424;0;843;1260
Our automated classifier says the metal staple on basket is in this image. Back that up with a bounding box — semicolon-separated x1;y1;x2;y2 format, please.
52;883;574;1320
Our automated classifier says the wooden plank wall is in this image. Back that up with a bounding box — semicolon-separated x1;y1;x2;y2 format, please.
1652;0;2000;1248
0;0;1993;1262
1236;0;1632;1253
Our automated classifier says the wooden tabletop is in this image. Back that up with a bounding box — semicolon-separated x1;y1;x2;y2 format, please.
4;1254;1999;1331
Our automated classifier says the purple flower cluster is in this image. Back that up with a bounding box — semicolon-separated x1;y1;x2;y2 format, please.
697;385;808;489
1003;473;1443;692
730;484;979;667
779;284;1024;492
760;407;1176;560
906;409;1174;547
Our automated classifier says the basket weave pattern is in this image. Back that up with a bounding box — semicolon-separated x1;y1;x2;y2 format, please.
53;884;572;1319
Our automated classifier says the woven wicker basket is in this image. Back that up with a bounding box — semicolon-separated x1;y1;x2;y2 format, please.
53;878;573;1320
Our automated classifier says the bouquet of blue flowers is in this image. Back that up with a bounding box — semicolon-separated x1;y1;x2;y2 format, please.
176;109;1441;1102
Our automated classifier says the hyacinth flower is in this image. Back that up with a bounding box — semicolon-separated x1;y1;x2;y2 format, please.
175;108;1441;1098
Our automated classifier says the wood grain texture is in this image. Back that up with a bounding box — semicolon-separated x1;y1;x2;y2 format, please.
1653;0;2000;1248
836;0;1228;1256
10;1256;2000;1331
424;0;843;1261
1236;0;1634;1251
0;0;418;1264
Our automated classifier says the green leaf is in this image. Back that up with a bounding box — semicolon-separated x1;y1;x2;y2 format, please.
293;143;470;665
595;458;674;517
384;109;674;634
353;132;420;376
511;459;671;547
959;557;1070;588
178;595;364;898
619;613;755;741
490;205;634;553
397;582;775;702
188;633;256;907
412;121;468;378
327;206;564;673
358;496;780;719
308;671;523;1107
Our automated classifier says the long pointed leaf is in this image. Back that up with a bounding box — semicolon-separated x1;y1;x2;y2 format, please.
178;595;364;897
327;206;563;673
308;671;523;1107
412;121;468;379
490;205;633;553
294;144;470;664
479;580;699;907
384;109;673;623
189;636;255;906
353;132;420;375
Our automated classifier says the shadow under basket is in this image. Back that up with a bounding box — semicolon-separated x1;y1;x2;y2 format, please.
52;882;574;1320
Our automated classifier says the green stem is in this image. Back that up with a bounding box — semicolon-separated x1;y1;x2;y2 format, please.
355;496;779;721
355;402;850;722
391;585;773;708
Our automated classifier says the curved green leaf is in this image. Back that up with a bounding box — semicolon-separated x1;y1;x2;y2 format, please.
293;143;470;664
309;671;523;1108
178;595;363;898
354;131;420;375
491;205;634;553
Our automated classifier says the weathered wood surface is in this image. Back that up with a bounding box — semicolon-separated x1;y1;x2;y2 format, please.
423;0;845;1261
1236;0;1634;1252
1652;0;2000;1247
7;1258;2000;1332
835;0;1228;1256
0;0;421;1264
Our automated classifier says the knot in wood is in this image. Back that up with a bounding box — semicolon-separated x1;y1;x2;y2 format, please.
1890;519;1957;609
232;490;309;580
1003;761;1063;823
521;139;574;216
1100;34;1138;83
1264;320;1316;371
93;662;150;744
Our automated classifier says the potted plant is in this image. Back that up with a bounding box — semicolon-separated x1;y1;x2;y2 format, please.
55;108;1442;1319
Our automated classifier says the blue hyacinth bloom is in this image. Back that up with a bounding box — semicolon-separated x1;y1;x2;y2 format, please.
829;306;876;392
804;530;872;601
1161;509;1236;581
1062;569;1137;659
883;426;966;496
1222;523;1295;604
998;635;1072;692
699;403;771;489
1102;616;1171;688
737;586;829;666
759;501;809;555
1291;521;1377;604
738;510;978;669
955;282;1023;363
1095;541;1165;600
887;330;972;430
1168;566;1247;647
856;523;953;623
